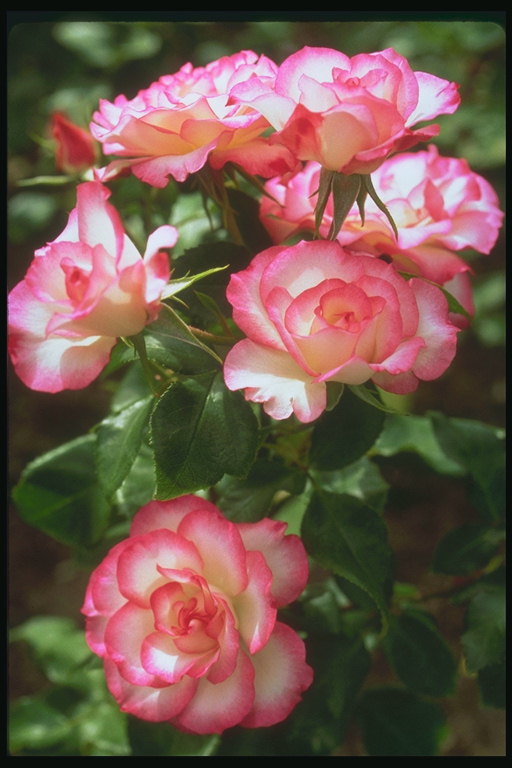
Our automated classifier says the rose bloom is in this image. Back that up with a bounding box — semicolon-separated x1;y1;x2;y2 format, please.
224;240;460;423
50;111;97;173
82;495;313;734
91;50;295;187
8;182;177;393
230;46;460;175
260;147;504;286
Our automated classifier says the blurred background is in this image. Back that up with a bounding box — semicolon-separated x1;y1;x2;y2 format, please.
8;14;505;756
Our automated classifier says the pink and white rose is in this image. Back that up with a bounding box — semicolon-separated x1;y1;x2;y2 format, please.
224;240;460;423
231;46;460;175
82;495;313;734
8;181;177;393
260;146;503;295
91;50;296;187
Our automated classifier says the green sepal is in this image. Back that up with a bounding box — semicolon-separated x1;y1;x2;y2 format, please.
363;173;398;238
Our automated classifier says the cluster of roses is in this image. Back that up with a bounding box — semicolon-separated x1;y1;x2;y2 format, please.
9;47;503;735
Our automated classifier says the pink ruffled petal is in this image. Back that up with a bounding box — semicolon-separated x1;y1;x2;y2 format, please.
82;539;131;617
129;143;218;186
409;278;460;381
226;246;287;351
370;336;425;376
104;602;164;687
224;338;327;423
196;596;239;685
232;550;276;654
105;657;197;722
141;630;218;684
237;519;309;607
8;322;115;393
76;182;123;256
210;137;296;177
407;71;460;124
130;496;222;537
84;615;109;658
276;46;350;101
240;622;313;728
171;650;255;734
177;509;248;597
116;530;203;607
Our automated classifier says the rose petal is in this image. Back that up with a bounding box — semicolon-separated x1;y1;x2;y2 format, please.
171;650;255;734
232;550;276;654
177;509;248;597
105;657;197;722
237;519;309;607
240;622;313;728
117;529;204;607
224;338;326;423
130;496;221;538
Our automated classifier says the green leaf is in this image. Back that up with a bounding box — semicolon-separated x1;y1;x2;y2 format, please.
357;688;447;756
12;435;111;548
110;362;153;413
432;523;505;575
462;586;505;673
286;636;371;755
157;304;223;364
301;492;392;632
430;412;505;520
96;397;153;499
151;372;258;498
169;191;222;257
10;616;91;686
143;311;219;374
310;387;385;470
273;488;313;536
75;698;130;756
128;719;219;756
383;611;456;697
349;383;402;413
311;456;389;514
114;442;156;518
9;696;72;753
300;578;351;635
161;264;229;299
171;240;250;320
215;458;305;522
477;661;506;709
373;413;464;475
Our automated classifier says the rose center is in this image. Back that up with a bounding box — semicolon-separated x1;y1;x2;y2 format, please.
61;260;91;305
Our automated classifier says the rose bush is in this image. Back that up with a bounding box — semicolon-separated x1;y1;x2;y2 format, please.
82;495;313;734
8;181;177;392
224;240;460;422
260;146;504;286
91;50;296;187
230;46;460;175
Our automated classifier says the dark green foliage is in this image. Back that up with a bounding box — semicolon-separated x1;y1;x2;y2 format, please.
151;372;258;497
357;688;447;756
